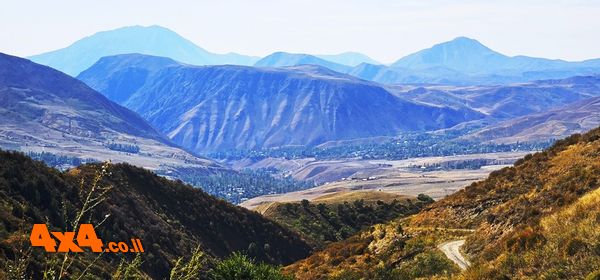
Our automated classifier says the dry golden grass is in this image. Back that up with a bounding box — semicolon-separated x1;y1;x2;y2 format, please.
460;187;600;279
286;127;600;279
285;219;469;280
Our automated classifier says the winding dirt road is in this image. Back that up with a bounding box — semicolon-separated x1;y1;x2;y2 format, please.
438;239;471;270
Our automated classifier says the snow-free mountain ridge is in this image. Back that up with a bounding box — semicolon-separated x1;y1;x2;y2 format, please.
29;25;259;76
79;54;484;152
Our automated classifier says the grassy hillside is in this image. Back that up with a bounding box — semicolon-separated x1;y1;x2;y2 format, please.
0;150;311;279
285;127;600;279
285;221;468;279
259;192;433;249
412;128;599;228
462;187;600;279
412;127;600;266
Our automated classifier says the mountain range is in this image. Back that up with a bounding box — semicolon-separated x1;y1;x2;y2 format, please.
78;52;600;151
315;52;380;66
254;52;382;71
385;75;600;143
28;25;260;76
29;25;600;85
392;75;600;119
463;95;600;143
257;37;600;85
2;22;600;280
27;25;380;78
254;52;352;73
0;52;217;171
391;37;600;74
78;54;484;153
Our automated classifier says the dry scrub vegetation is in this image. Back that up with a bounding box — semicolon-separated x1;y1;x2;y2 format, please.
285;127;600;279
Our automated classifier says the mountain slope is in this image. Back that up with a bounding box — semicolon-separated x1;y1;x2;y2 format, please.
29;25;259;76
257;192;432;249
76;53;180;104
392;75;600;120
347;37;600;85
0;150;311;279
392;37;508;73
392;37;600;75
411;126;600;278
411;127;600;229
79;54;484;153
464;95;600;143
462;187;600;279
254;52;352;73
0;52;216;171
315;52;381;67
285;127;600;279
350;63;475;85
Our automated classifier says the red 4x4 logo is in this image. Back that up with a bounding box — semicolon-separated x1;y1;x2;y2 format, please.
30;224;144;253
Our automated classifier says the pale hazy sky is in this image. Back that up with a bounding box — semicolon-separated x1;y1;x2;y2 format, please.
1;0;599;63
